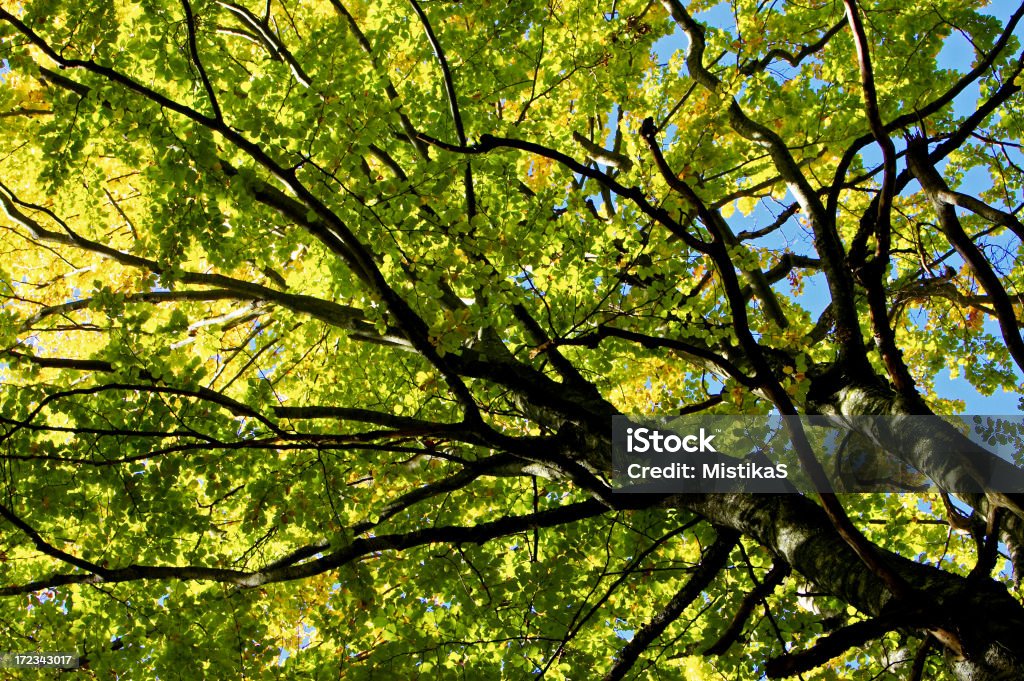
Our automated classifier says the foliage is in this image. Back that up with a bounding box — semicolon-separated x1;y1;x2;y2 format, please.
0;0;1022;678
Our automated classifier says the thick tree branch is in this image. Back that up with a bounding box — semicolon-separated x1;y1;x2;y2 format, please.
928;186;1024;242
765;613;916;678
0;502;111;578
19;289;260;330
639;116;919;607
907;136;1024;374
843;0;920;400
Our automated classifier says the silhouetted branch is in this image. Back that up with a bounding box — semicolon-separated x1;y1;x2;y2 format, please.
602;528;740;681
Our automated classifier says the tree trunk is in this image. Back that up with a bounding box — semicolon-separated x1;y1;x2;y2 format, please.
677;491;1024;680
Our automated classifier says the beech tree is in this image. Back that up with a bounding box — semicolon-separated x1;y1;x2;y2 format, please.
1;0;1023;678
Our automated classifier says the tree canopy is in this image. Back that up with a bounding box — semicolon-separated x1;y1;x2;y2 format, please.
1;0;1023;678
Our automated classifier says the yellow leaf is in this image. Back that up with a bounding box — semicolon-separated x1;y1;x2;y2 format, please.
738;195;758;216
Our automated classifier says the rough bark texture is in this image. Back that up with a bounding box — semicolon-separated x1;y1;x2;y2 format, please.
677;493;1024;679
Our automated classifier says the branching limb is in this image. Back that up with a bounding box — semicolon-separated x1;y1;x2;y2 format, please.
0;500;608;595
907;136;1024;373
0;14;478;415
842;0;920;403
969;507;1004;580
843;0;895;234
764;614;914;678
19;290;260;330
761;253;821;285
927;187;1024;242
830;0;1024;205
0;502;111;578
405;0;476;217
558;324;757;388
415;130;708;253
0;190;401;344
739;20;845;75
328;0;428;158
572;131;633;172
216;24;277;53
264;453;528;572
736;203;799;241
538;517;705;676
0;381;282;439
640;115;919;608
351;454;527;534
511;303;602;394
640;118;790;327
601;527;740;681
216;0;312;87
703;560;790;656
659;0;864;357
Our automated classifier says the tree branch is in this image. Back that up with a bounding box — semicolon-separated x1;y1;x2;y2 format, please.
181;0;223;120
765;613;914;678
405;0;476;217
659;0;864;360
907;136;1024;374
328;0;428;158
415;130;709;253
558;324;756;388
216;0;312;87
0;500;608;595
704;561;790;656
828;0;1024;216
601;528;740;681
843;0;922;402
739;20;845;75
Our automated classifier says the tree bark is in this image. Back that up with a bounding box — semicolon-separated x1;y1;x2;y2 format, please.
672;492;1024;680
